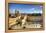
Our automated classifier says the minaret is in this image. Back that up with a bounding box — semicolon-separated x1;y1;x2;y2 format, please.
15;9;20;17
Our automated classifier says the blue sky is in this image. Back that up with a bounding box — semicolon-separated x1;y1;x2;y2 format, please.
8;3;43;14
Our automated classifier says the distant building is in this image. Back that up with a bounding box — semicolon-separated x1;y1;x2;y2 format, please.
15;10;20;17
9;9;20;18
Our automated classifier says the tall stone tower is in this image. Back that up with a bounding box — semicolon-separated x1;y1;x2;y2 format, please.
15;9;20;17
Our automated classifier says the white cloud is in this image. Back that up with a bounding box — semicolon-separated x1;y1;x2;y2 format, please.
33;10;42;14
9;9;15;14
